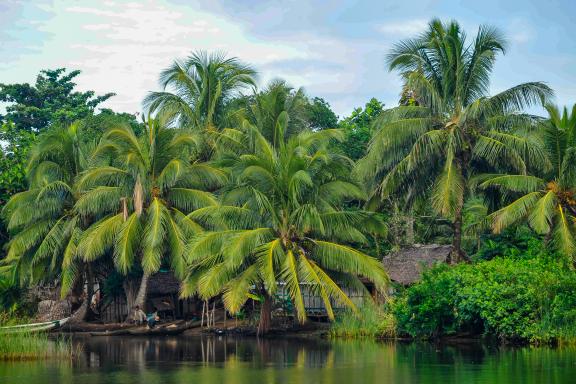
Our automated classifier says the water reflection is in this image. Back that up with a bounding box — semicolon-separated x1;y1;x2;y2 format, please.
1;336;575;384
76;335;336;369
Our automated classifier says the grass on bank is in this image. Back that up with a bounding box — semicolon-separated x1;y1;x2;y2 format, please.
329;304;396;339
0;331;77;361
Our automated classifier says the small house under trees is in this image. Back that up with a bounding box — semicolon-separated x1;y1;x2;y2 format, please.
382;244;452;286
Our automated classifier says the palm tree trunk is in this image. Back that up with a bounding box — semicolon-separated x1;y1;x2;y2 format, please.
449;205;468;263
123;277;139;321
85;263;95;321
69;265;94;323
405;212;415;245
257;293;272;336
134;273;150;309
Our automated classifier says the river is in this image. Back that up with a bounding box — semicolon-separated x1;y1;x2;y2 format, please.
0;335;574;383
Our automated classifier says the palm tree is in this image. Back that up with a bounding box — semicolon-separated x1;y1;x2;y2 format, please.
75;117;225;311
1;123;91;305
212;79;312;161
143;51;257;131
246;79;309;144
479;104;576;258
357;19;553;262
182;119;389;334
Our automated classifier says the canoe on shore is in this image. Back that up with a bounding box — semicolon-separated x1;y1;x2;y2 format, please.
89;328;133;336
0;317;70;333
127;321;199;336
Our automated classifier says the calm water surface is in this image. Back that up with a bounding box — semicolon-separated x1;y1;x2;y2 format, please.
1;335;575;383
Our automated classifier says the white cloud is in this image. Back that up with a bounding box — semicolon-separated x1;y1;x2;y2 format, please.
19;0;313;113
377;19;428;38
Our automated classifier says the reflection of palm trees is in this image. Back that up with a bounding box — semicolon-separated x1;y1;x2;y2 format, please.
18;337;576;383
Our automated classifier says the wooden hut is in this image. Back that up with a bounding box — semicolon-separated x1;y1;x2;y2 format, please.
382;244;452;286
100;271;201;323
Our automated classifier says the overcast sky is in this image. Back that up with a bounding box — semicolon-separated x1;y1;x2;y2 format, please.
1;0;575;117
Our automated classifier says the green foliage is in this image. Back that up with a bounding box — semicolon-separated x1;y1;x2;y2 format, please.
0;331;74;361
0;68;113;132
1;25;575;338
0;68;117;265
78;118;223;280
394;255;576;343
2;123;90;293
337;98;384;160
0;275;26;313
241;79;310;145
144;51;256;130
480;104;576;257
357;19;553;260
0;122;35;204
78;108;143;145
329;303;396;339
473;228;544;261
1;122;35;261
307;97;338;130
183;110;389;325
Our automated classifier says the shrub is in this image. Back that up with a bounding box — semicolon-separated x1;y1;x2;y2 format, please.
473;228;545;261
393;257;576;344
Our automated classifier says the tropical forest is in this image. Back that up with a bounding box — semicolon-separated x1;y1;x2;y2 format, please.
1;13;576;384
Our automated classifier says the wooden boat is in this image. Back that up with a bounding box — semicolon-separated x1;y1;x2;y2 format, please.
89;328;133;336
0;317;70;333
127;321;192;336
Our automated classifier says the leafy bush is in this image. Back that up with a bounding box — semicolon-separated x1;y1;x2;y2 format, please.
393;257;576;344
473;228;545;261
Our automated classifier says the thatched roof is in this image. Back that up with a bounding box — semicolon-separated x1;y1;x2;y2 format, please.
382;244;452;285
148;271;181;295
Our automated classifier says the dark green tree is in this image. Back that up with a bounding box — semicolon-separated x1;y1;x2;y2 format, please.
0;68;114;132
1;122;35;260
337;98;385;160
0;122;35;205
307;97;338;130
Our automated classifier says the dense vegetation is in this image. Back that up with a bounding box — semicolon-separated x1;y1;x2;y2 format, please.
1;19;574;342
394;238;576;343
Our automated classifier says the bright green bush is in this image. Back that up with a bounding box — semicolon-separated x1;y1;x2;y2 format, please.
393;257;576;344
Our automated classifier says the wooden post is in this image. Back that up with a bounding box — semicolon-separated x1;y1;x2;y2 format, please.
201;300;205;328
212;301;216;327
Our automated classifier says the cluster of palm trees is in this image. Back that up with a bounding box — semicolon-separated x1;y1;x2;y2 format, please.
2;19;575;332
358;19;575;261
1;52;387;333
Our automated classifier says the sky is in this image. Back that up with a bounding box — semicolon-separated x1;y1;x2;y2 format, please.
1;0;575;118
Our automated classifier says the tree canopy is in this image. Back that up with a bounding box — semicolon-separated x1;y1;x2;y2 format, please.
0;68;114;132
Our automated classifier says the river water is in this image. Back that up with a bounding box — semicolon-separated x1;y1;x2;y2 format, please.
0;335;575;383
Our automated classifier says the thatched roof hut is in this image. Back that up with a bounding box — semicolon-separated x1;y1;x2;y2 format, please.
382;244;452;285
148;271;181;295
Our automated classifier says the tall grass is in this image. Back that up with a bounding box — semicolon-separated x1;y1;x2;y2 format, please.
329;304;396;339
0;331;76;361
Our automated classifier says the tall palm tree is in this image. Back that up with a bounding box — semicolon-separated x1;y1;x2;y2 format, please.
212;79;311;160
357;19;553;262
75;117;225;310
182;119;389;334
247;79;309;145
479;104;576;257
144;51;257;131
1;123;90;301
